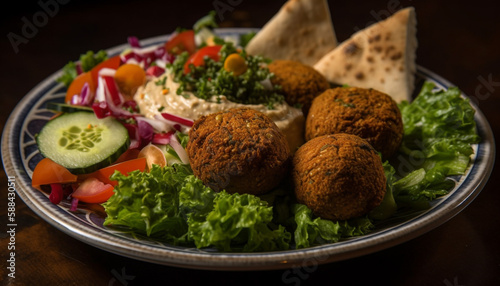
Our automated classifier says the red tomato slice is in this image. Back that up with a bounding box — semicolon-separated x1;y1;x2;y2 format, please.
32;158;78;191
72;177;115;203
183;45;222;74
90;55;122;85
96;157;146;186
164;30;196;55
114;148;141;164
78;157;146;186
65;72;95;103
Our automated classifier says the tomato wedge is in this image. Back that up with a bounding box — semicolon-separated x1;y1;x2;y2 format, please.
89;55;122;85
79;157;146;186
114;63;146;97
164;30;196;55
183;45;222;74
72;177;115;203
114;148;141;164
65;72;95;103
32;158;78;191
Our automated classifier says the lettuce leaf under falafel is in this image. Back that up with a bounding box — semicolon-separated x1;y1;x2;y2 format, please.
392;81;481;205
292;204;374;249
103;164;291;251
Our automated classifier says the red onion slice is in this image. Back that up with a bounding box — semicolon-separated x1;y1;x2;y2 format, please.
169;134;189;164
160;112;194;127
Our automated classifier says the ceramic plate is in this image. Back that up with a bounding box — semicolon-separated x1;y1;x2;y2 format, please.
1;28;495;270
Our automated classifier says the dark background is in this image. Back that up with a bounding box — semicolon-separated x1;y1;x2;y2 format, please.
1;0;499;285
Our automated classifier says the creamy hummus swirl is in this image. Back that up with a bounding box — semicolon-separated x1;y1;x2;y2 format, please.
134;74;305;152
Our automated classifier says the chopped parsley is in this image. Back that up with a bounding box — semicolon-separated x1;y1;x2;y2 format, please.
155;76;167;87
335;98;355;108
166;40;284;109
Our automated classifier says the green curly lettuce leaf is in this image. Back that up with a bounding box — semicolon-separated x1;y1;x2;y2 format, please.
103;164;290;251
188;191;291;252
391;81;481;207
102;164;193;245
292;204;374;249
398;81;480;175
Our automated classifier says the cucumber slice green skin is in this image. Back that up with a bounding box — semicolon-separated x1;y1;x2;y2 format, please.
46;102;94;113
36;112;130;174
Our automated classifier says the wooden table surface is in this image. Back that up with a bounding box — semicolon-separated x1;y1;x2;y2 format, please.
1;0;499;285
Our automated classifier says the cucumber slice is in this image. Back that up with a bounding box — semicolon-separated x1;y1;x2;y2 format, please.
46;102;94;113
36;112;130;174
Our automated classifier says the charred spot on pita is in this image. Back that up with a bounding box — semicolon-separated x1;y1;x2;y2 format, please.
344;42;360;55
277;37;285;46
391;52;403;60
385;45;396;55
355;72;365;80
368;34;381;43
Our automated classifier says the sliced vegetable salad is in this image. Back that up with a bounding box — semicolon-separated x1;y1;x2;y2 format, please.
32;12;481;251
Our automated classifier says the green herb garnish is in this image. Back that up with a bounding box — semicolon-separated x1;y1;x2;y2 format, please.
335;98;355;108
56;50;108;87
193;10;218;33
167;40;284;109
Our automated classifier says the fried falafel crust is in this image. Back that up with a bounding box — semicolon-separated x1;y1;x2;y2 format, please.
187;107;291;195
305;87;403;159
293;133;386;221
268;60;330;115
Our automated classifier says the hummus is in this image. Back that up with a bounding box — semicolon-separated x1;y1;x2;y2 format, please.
134;74;305;151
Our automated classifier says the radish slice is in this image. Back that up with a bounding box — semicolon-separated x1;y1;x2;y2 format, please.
160;112;194;127
152;130;175;145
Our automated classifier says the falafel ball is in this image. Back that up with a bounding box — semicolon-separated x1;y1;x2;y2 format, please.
187;107;291;195
268;60;330;115
305;87;403;159
292;133;386;221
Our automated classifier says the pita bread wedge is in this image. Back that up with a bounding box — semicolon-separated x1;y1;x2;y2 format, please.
245;0;337;66
313;7;417;102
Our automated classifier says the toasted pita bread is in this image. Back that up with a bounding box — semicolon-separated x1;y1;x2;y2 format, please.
313;7;417;102
245;0;337;66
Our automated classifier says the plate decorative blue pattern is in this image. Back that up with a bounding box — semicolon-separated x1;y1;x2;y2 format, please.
1;28;495;270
